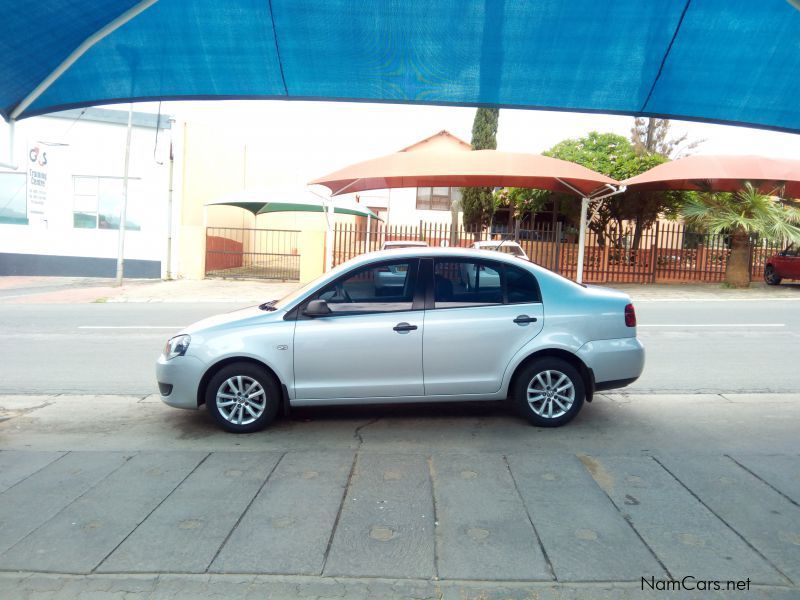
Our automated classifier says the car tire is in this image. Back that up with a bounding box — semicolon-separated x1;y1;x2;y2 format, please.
513;357;585;427
764;265;782;286
205;362;280;433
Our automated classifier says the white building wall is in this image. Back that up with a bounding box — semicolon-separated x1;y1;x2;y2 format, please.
0;112;171;277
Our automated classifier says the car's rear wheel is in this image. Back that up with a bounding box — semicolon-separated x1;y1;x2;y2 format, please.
513;357;585;427
764;265;782;286
205;362;280;433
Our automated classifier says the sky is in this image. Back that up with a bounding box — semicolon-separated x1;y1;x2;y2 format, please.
72;98;800;196
162;98;800;157
149;99;800;190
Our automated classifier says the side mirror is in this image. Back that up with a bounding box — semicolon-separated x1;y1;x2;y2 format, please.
303;299;332;317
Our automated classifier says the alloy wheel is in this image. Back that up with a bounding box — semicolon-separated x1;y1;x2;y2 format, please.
216;375;267;426
526;370;575;419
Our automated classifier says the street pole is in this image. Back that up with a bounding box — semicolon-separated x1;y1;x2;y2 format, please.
165;137;174;280
115;104;133;286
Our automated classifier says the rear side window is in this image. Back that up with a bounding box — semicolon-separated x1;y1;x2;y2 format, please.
432;259;540;308
433;260;503;308
506;264;541;303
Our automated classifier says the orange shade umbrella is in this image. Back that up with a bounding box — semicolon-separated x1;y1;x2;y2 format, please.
309;131;622;283
310;148;619;197
622;155;800;197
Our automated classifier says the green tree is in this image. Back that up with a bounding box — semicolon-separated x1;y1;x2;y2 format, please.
682;183;800;287
545;132;680;249
461;107;499;236
494;187;550;236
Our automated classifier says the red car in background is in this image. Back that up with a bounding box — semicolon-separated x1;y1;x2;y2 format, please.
764;243;800;285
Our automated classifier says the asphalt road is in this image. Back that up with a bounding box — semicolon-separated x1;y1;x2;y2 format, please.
0;299;797;396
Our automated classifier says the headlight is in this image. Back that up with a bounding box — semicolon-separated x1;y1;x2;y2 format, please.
163;334;191;360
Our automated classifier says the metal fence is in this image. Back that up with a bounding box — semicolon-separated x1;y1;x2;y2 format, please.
206;227;300;280
332;222;787;284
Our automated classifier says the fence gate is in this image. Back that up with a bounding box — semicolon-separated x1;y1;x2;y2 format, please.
205;227;300;280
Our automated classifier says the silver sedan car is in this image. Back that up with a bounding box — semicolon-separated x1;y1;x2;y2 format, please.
157;248;644;432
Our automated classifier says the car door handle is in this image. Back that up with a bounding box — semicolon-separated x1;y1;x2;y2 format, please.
393;322;418;332
513;315;537;324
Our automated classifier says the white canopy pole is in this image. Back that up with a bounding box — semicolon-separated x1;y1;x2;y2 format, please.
576;197;589;284
554;180;625;284
324;201;334;272
366;214;371;252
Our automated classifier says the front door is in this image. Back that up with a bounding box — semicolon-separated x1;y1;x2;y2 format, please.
293;259;424;400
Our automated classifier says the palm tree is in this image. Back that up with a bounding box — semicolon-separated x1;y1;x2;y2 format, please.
682;183;800;287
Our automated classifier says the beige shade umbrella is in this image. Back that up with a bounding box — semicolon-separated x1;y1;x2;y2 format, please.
310;140;619;198
622;155;800;197
310;131;621;282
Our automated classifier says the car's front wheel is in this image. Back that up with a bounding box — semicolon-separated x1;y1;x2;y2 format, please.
513;357;585;427
764;265;782;286
205;362;280;433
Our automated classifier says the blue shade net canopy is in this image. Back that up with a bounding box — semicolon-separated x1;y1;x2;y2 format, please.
2;0;800;132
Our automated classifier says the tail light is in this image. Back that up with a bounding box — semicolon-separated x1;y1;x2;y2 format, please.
624;303;636;327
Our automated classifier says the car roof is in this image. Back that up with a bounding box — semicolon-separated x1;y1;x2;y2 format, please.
344;246;531;267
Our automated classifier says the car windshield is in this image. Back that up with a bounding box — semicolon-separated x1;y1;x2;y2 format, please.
270;260;355;309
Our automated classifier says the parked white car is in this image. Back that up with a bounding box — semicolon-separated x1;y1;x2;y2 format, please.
381;240;429;250
472;240;529;260
157;248;644;432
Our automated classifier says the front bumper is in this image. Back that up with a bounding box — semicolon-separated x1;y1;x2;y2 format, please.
577;337;645;387
156;353;207;410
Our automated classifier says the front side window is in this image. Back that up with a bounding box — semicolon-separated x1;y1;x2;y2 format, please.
315;260;418;314
73;176;142;230
0;172;27;224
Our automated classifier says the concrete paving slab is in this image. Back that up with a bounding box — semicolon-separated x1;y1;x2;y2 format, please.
0;451;130;555
323;453;435;579
97;451;282;573
431;452;551;581
729;454;800;506
656;455;799;583
0;450;64;493
0;451;207;573
584;455;785;585
210;450;354;575
506;453;665;582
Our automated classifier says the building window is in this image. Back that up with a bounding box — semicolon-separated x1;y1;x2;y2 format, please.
0;172;27;224
416;187;462;211
73;176;142;231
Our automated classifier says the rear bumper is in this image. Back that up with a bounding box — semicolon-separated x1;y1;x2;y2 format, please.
595;377;639;391
577;337;645;387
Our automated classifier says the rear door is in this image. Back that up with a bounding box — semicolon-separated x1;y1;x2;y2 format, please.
422;258;544;395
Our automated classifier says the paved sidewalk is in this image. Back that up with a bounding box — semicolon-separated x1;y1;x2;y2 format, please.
0;393;798;599
0;275;798;304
